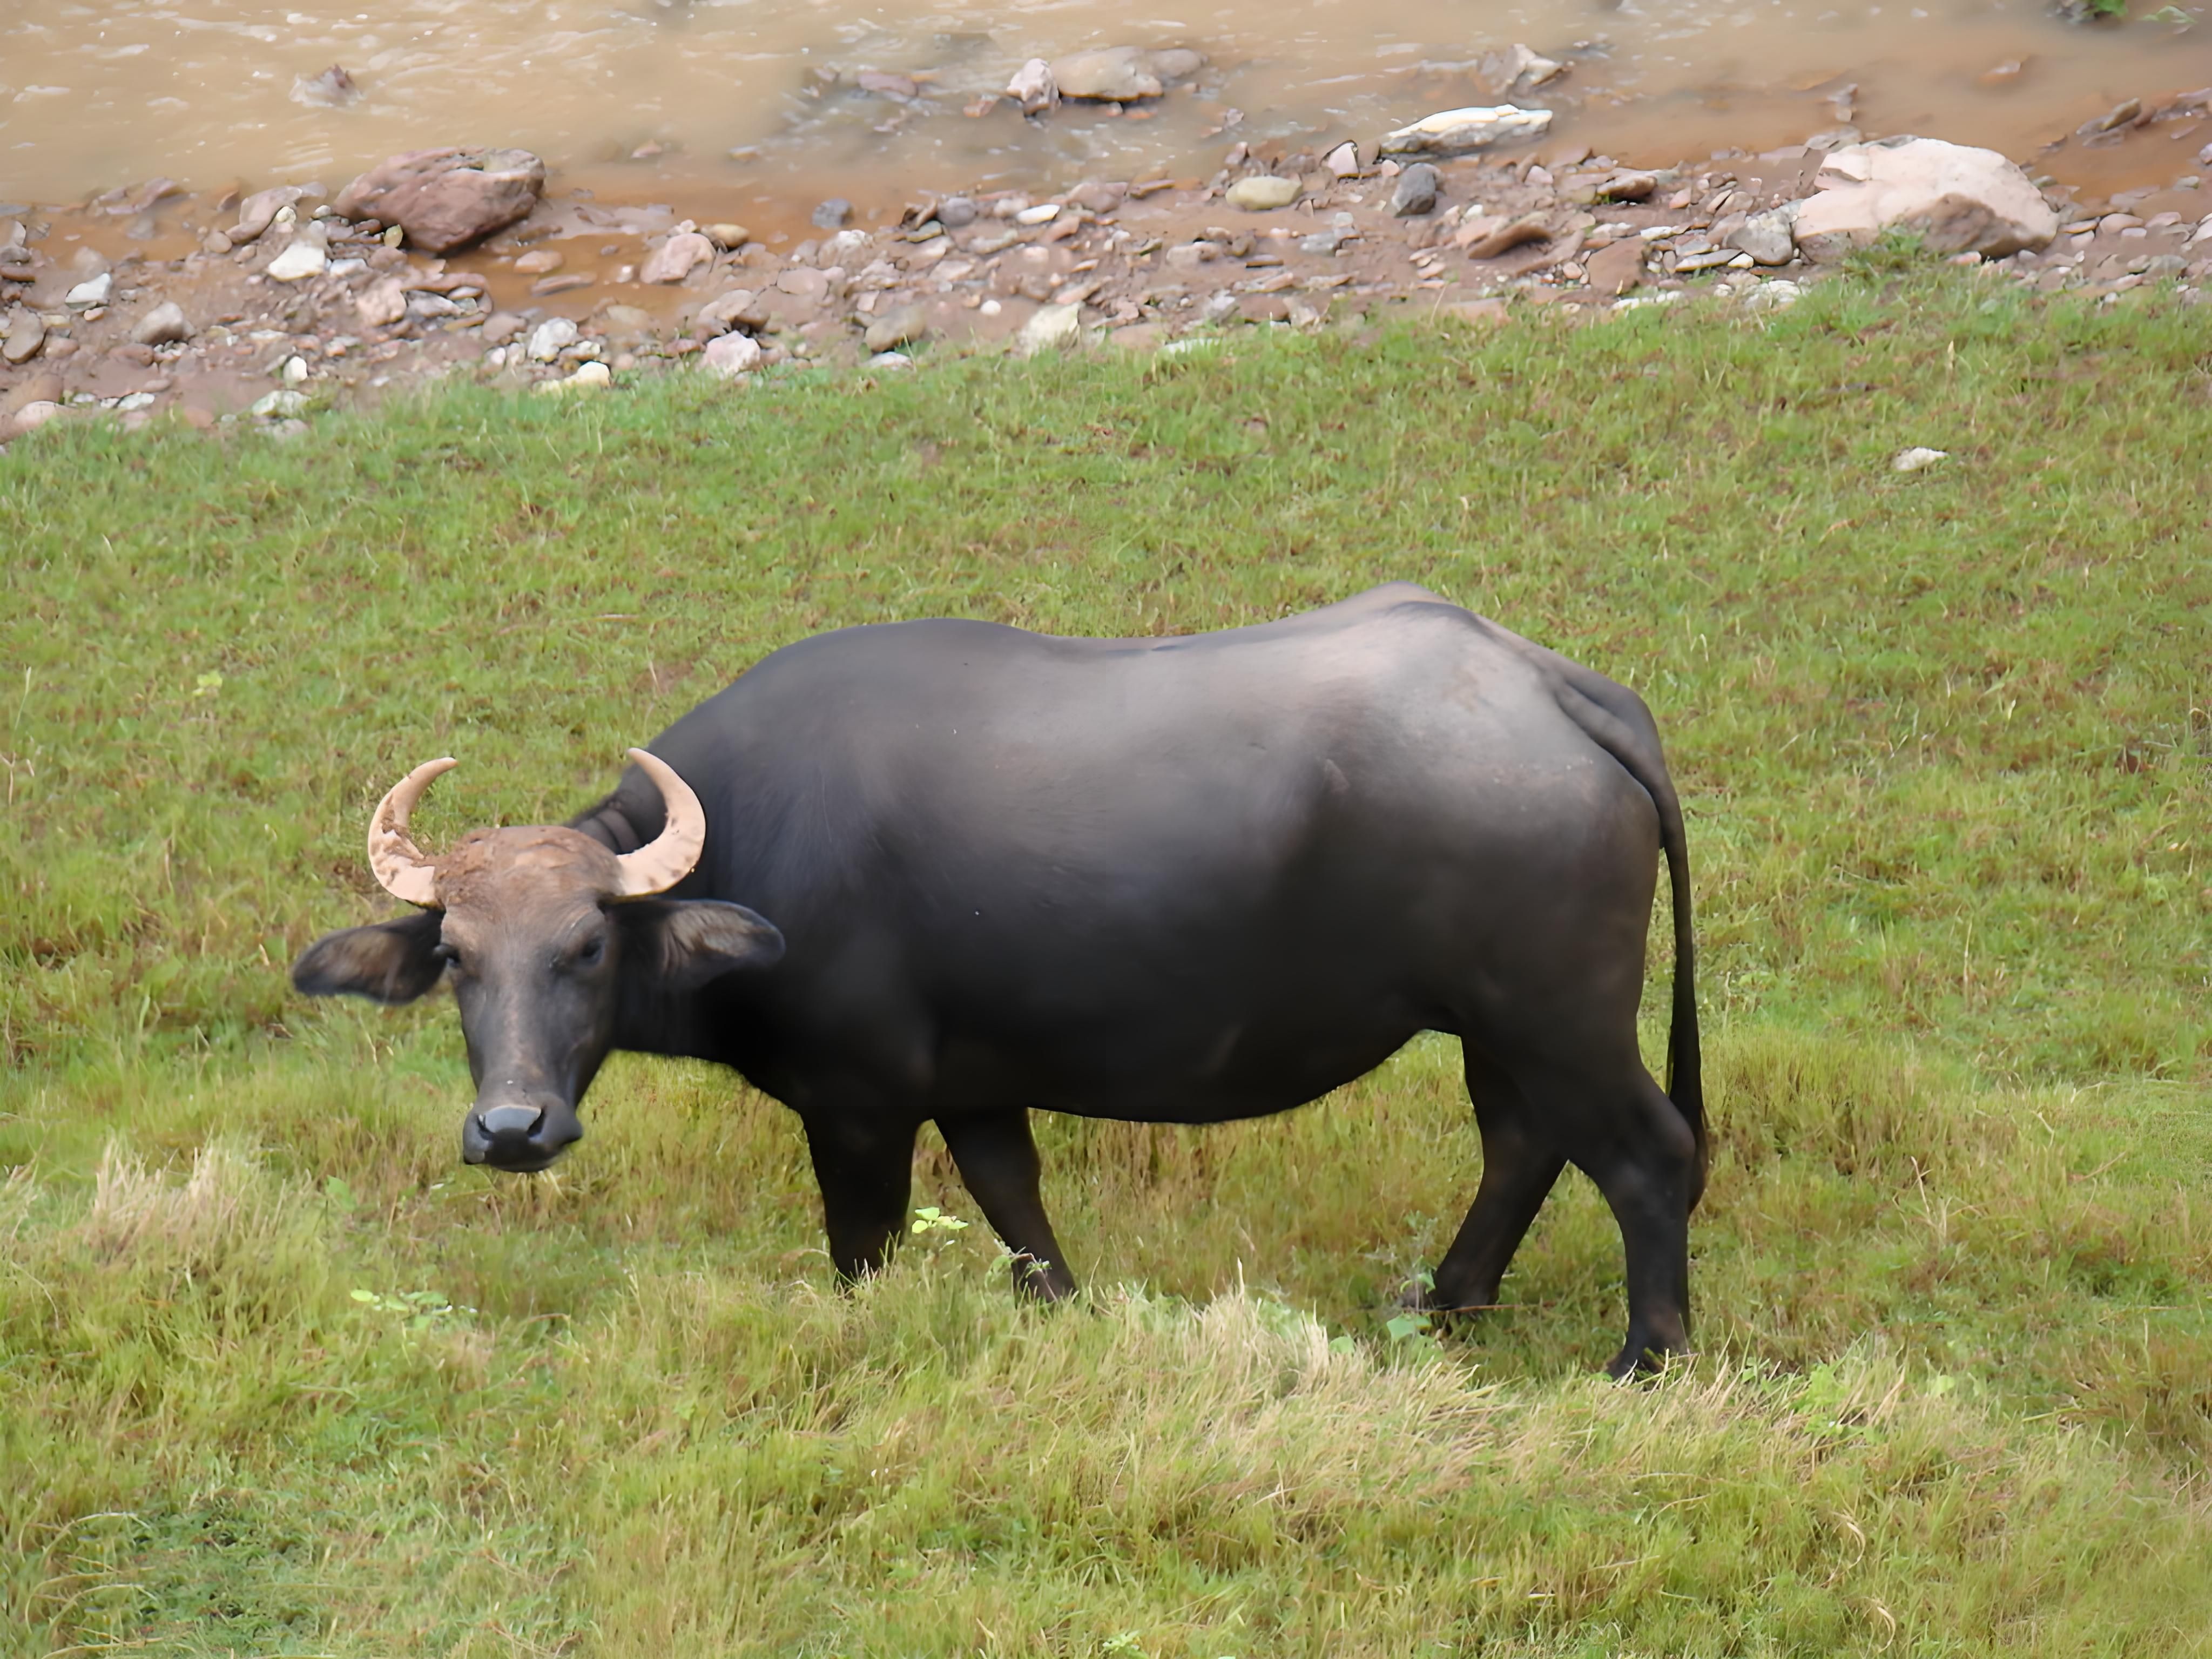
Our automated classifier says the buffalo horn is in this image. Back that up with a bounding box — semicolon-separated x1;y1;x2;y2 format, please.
366;756;458;907
612;748;706;897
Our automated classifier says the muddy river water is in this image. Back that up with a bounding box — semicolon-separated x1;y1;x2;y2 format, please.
3;2;2211;215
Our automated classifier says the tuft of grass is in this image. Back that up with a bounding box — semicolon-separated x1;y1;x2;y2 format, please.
2;273;2210;1654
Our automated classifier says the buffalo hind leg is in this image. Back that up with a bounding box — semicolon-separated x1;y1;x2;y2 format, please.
803;1112;919;1285
1527;1058;1697;1379
937;1108;1077;1301
1423;1057;1565;1315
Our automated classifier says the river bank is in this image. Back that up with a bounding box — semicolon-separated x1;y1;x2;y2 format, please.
4;97;2212;444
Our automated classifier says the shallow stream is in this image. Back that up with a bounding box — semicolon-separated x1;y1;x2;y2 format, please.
4;1;2210;215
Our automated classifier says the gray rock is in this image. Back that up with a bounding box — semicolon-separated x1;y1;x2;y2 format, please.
697;288;766;333
1390;163;1440;217
1198;291;1240;324
812;198;854;231
938;197;979;229
335;147;546;254
230;185;306;244
131;301;192;345
642;231;714;284
1728;204;1799;266
250;389;309;418
3;309;45;365
528;317;579;362
479;312;528;345
863;304;928;353
1481;43;1564;96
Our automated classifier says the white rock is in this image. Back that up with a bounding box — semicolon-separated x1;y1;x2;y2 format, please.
280;355;310;385
1007;58;1058;114
1380;105;1553;158
866;351;914;370
1742;279;1804;312
1892;447;1950;473
356;275;408;328
251;389;308;418
536;360;612;394
265;239;328;281
700;332;764;377
1015;203;1061;226
1019;301;1084;354
3;400;66;440
1225;176;1301;212
528;318;579;362
113;392;157;413
1324;141;1362;179
1793;137;2059;260
65;272;113;308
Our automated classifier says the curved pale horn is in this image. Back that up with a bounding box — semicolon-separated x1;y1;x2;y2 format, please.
613;748;707;898
367;756;458;907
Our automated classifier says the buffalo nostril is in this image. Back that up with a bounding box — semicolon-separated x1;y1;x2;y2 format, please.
479;1104;544;1138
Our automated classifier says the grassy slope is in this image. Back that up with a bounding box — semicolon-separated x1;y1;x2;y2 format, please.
2;274;2209;1656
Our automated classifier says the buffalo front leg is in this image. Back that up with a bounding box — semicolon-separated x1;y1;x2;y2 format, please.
1424;1061;1566;1315
802;1112;919;1285
936;1108;1078;1300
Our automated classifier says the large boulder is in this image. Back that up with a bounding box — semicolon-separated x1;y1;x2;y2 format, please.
1792;137;2059;260
335;147;546;253
1050;47;1204;102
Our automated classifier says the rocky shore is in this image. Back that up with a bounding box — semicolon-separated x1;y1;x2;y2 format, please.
5;99;2212;448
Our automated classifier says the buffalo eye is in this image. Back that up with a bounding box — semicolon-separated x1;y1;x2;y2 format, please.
435;942;464;974
569;932;608;971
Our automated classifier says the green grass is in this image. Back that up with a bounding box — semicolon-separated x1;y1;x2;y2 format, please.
3;273;2210;1656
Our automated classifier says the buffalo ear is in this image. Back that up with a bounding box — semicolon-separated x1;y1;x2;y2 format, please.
292;909;447;1005
619;899;785;992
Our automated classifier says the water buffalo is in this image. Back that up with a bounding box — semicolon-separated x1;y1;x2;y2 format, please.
293;583;1704;1374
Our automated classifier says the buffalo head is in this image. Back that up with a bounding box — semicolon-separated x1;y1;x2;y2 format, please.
291;750;783;1171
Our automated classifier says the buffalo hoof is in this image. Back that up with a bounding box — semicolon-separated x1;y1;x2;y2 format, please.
1604;1339;1694;1381
1398;1278;1502;1319
1011;1255;1077;1301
